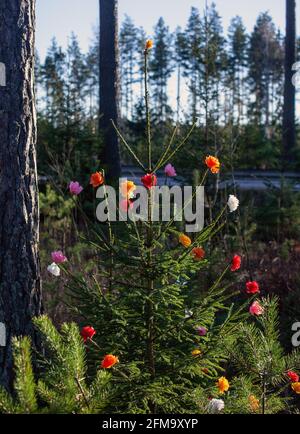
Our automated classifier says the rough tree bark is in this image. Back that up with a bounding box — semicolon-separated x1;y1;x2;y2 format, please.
283;0;296;163
99;0;121;180
0;0;42;389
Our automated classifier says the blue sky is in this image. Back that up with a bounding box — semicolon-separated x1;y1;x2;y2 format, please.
36;0;294;59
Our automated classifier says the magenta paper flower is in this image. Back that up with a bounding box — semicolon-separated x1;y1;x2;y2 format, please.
164;164;177;177
196;326;207;336
69;181;83;195
51;251;67;264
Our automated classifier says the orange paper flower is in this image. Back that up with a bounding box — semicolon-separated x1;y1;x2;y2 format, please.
291;382;300;394
248;395;260;412
205;156;220;174
145;39;153;50
90;171;104;188
179;234;192;248
192;247;205;261
101;354;119;369
217;376;230;394
120;180;136;199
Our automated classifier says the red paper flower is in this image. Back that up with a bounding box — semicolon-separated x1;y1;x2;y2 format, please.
246;281;260;294
81;326;96;342
192;247;205;261
90;172;104;188
101;354;119;369
287;371;299;383
231;255;241;272
141;173;157;190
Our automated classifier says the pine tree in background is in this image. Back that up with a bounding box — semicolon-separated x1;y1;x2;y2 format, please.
174;26;186;123
86;28;100;121
181;7;202;120
41;38;66;124
248;13;284;128
149;17;174;122
66;34;88;126
133;27;146;99
199;2;226;142
120;15;138;119
38;37;101;183
227;16;248;124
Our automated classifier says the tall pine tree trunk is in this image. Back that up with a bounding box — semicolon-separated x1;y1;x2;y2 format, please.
99;0;121;179
0;0;42;389
283;0;296;163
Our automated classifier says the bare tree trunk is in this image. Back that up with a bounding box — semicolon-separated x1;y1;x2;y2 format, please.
283;0;296;163
99;0;121;179
0;0;42;390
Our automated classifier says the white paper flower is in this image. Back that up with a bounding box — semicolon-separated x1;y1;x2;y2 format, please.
184;309;193;319
227;195;239;213
207;398;225;414
47;262;60;277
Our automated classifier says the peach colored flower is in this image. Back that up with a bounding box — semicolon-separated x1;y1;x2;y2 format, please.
249;301;264;316
120;180;136;199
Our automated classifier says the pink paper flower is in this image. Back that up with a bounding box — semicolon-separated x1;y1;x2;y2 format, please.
249;301;264;316
196;326;207;336
164;163;177;177
51;251;67;264
69;181;83;195
120;199;134;212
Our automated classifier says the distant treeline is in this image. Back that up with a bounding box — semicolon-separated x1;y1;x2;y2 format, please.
35;4;300;177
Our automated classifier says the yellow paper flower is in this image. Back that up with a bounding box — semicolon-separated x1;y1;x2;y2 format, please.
145;39;153;50
248;395;260;412
179;233;192;248
291;382;300;394
217;376;230;394
120;180;136;199
192;349;201;356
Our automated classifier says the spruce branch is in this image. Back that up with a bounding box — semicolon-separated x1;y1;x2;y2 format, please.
111;119;147;171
